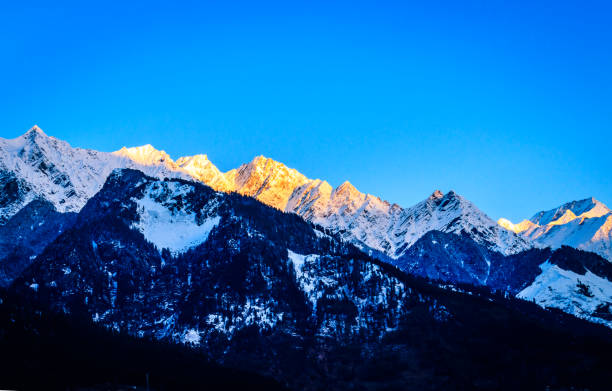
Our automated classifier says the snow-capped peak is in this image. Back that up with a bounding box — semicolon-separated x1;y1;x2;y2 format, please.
113;145;174;167
499;197;612;261
25;125;47;137
529;197;610;225
176;154;232;191
332;181;363;201
0;128;190;223
429;190;444;200
395;190;531;256
224;155;311;210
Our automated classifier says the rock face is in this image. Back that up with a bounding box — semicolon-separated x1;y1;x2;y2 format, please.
499;197;612;261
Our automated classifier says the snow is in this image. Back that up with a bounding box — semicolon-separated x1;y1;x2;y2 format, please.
176;154;232;191
289;184;531;258
5;126;612;330
182;329;201;345
499;198;612;261
0;127;187;222
287;250;318;299
132;185;220;255
2;127;529;263
518;261;612;327
530;198;610;225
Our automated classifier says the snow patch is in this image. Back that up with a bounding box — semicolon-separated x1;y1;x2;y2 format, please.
182;329;201;345
132;188;220;255
518;261;612;327
287;250;320;303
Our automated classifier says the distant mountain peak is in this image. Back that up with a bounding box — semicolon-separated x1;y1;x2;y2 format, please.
334;181;361;197
499;197;612;261
529;197;610;225
25;125;47;137
429;190;444;200
113;144;173;166
175;154;231;192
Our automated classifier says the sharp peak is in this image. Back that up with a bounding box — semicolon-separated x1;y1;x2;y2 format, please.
334;180;361;194
338;180;355;188
245;155;301;173
427;189;461;200
23;125;49;139
27;125;45;134
429;190;444;200
249;154;278;165
585;196;603;204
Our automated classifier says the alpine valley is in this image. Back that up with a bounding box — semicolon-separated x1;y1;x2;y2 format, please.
1;127;612;390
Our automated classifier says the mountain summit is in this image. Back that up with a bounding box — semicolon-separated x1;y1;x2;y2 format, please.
499;198;612;261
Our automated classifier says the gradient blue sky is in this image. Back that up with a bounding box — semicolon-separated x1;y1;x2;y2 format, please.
1;1;611;221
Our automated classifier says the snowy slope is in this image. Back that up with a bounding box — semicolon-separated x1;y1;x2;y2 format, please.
499;198;612;261
131;181;221;255
518;260;612;327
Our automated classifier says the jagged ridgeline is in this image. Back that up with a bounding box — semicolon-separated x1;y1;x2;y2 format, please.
2;127;611;328
6;169;612;390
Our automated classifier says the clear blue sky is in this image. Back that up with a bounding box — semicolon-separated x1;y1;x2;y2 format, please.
1;1;611;221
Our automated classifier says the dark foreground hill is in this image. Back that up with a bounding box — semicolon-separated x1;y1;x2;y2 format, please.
4;169;611;390
0;289;286;391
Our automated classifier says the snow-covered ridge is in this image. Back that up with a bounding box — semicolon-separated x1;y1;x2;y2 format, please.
499;198;612;261
518;261;612;328
0;127;193;223
1;126;531;260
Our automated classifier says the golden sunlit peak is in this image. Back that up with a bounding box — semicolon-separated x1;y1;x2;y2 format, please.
251;155;270;163
113;144;172;166
429;190;444;200
335;181;360;196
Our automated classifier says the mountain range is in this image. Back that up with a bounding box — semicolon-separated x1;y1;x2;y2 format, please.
1;126;611;324
0;126;530;255
499;197;612;261
1;126;612;389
